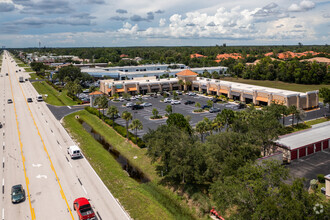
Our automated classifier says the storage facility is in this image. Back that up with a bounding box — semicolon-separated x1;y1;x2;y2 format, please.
276;121;330;161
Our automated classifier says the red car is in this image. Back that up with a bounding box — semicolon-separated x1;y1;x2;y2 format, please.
73;197;96;220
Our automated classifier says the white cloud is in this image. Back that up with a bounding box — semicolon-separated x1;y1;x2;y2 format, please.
288;0;315;12
159;18;166;27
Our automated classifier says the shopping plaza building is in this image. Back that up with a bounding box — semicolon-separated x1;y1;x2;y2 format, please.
99;69;319;109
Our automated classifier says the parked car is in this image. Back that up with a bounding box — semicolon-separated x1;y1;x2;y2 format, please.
27;98;33;103
176;91;182;95
141;102;152;107
164;98;172;103
187;92;196;96
184;100;195;105
238;103;246;109
130;96;137;101
7;99;12;104
11;184;25;203
132;104;144;110
119;97;124;102
171;100;181;105
126;102;134;107
209;107;221;113
201;105;212;110
211;98;221;103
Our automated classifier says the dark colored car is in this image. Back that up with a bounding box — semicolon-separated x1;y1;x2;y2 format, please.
209;107;221;113
201;105;212;110
211;98;221;103
27;98;33;103
184;100;195;105
238;103;246;109
132;105;144;110
11;184;25;203
7;99;13;104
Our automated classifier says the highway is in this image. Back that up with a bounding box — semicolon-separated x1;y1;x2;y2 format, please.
0;51;130;220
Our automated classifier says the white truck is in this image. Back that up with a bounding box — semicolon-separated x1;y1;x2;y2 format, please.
36;95;43;102
19;76;24;82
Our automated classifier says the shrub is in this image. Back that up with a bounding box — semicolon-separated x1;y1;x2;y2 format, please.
317;174;325;183
310;179;318;190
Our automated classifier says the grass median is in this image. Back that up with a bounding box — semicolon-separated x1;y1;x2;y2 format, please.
18;63;29;67
32;81;78;106
63;110;198;220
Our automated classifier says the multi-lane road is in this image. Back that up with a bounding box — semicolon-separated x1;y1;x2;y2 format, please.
0;51;130;219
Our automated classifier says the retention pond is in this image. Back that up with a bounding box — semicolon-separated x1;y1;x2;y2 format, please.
79;119;150;183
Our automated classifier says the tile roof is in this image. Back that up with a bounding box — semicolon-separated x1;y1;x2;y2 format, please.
176;69;198;76
190;53;207;58
89;91;103;95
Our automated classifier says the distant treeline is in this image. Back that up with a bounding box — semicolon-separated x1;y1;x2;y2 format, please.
11;45;330;84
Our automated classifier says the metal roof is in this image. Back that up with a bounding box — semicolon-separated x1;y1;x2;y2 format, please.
275;121;330;150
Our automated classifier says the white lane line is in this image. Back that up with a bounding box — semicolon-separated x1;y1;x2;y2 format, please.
2;157;4;168
68;162;72;168
2;178;4;194
2;208;4;220
82;186;87;195
67;106;72;109
58;145;62;149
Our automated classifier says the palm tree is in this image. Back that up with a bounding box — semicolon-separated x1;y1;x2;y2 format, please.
97;95;108;116
289;105;299;127
94;96;102;118
196;121;207;142
185;81;192;91
122;111;132;140
178;79;184;91
107;105;119;125
129;119;143;143
203;117;214;135
213;113;224;132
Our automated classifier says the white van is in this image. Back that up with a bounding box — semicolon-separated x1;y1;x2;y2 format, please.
67;145;82;159
36;95;43;102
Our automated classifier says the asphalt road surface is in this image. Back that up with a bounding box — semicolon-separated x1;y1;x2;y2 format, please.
0;51;130;220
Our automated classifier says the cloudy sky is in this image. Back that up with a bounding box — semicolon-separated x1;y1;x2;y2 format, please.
0;0;329;47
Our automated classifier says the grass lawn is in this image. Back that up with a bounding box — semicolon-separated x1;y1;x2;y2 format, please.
63;110;198;220
18;63;29;67
32;81;79;106
24;67;34;72
29;72;39;80
221;77;330;92
306;117;330;126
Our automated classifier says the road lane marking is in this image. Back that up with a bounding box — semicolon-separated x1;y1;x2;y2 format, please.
82;185;87;195
2;208;4;220
32;163;42;168
2;178;4;194
2;157;4;168
13;67;74;219
36;175;47;179
7;61;36;220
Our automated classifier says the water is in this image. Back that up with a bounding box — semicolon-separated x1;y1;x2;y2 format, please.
79;120;150;183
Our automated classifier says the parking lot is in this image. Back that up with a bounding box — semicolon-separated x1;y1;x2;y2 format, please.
108;93;242;137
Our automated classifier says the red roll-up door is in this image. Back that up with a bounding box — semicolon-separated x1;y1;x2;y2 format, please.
291;149;297;160
299;147;306;158
315;142;321;152
323;140;329;150
308;145;314;155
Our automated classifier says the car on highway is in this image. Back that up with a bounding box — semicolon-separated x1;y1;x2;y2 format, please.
164;98;172;103
67;145;82;159
126;102;134;107
73;197;96;220
141;102;152;107
27;98;33;103
6;73;8;76
184;100;195;105
132;104;144;110
171;100;181;105
7;99;12;104
11;184;25;204
209;107;221;113
37;95;43;102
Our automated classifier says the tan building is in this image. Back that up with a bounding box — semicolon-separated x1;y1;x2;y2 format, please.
99;69;319;109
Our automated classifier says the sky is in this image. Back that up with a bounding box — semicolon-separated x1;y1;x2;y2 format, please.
0;0;329;48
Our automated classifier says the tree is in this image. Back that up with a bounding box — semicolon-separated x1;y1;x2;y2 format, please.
129;119;143;143
213;113;224;132
122;111;132;140
207;99;213;107
122;92;130;100
210;161;318;220
107;105;119;124
56;65;82;82
172;91;178;100
195;102;201;108
196;121;208;142
219;109;235;131
166;113;192;134
152;108;159;119
178;79;184;90
288;105;299;127
95;95;108;116
320;87;330;112
165;105;172;115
